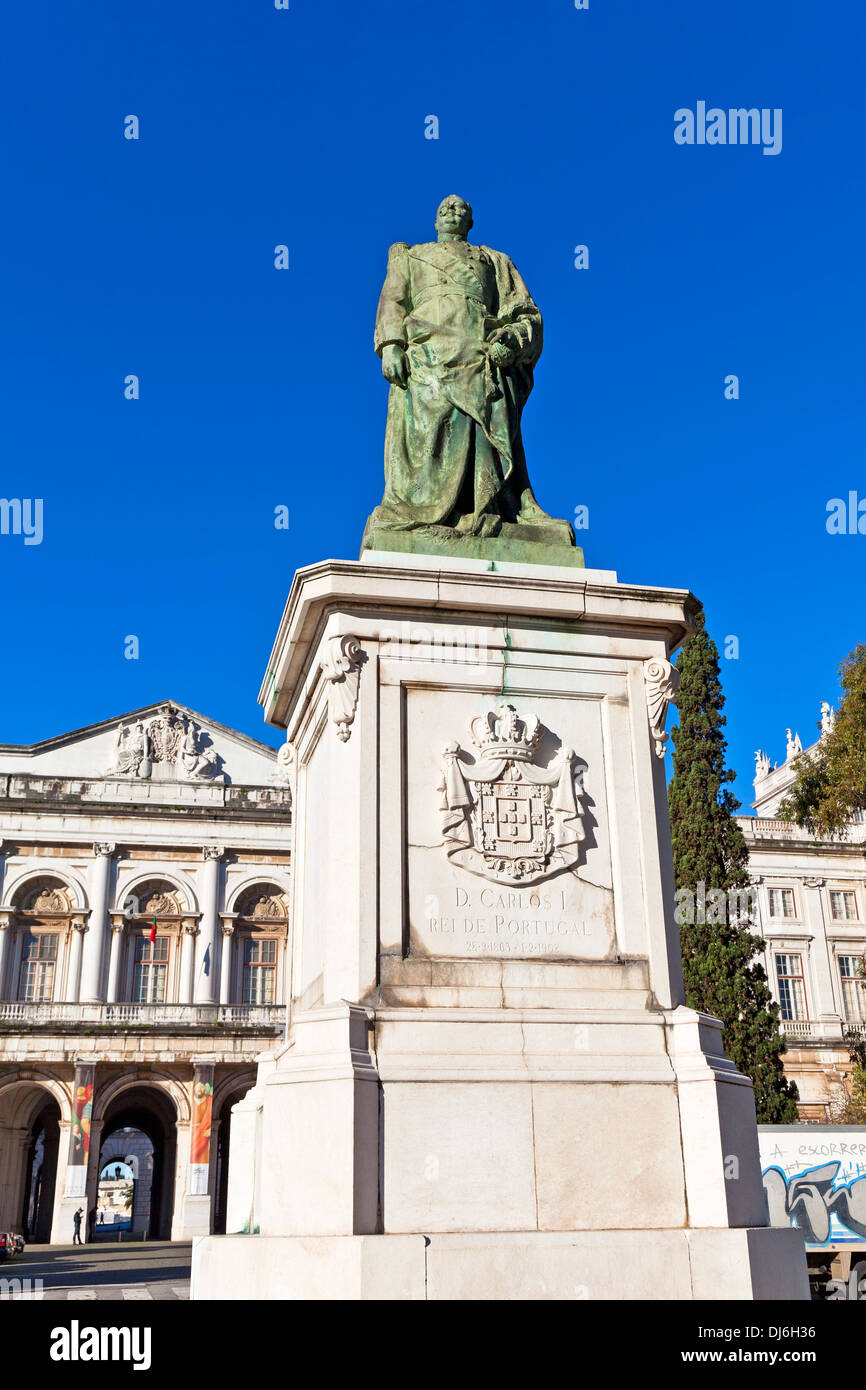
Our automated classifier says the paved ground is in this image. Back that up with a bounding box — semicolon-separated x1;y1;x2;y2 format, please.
3;1241;191;1300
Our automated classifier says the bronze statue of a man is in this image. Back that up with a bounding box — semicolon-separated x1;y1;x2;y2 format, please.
362;196;577;555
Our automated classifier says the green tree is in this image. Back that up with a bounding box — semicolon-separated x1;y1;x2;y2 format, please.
669;611;799;1122
838;1035;866;1124
777;644;866;837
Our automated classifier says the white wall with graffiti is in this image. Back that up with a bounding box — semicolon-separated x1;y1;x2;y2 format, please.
759;1126;866;1248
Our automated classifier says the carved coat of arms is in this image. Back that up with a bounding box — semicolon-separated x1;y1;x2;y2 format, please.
147;713;183;765
438;704;586;885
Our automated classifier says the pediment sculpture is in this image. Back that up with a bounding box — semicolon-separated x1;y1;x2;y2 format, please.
107;707;224;782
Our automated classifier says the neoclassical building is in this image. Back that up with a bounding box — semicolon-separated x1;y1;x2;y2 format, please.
0;701;291;1243
742;705;866;1121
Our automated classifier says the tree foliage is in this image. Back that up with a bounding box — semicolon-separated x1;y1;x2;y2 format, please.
777;644;866;837
669;612;799;1123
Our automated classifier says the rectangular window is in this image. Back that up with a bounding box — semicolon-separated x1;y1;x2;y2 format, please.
17;933;57;1002
133;935;169;1004
830;890;859;922
768;888;796;919
839;955;866;1023
775;953;808;1021
243;937;277;1005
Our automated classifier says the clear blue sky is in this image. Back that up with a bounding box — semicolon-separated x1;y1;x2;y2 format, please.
1;1;863;810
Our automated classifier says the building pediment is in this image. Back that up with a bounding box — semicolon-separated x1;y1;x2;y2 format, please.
0;701;285;790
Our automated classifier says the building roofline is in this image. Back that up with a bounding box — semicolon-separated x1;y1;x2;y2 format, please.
0;700;280;761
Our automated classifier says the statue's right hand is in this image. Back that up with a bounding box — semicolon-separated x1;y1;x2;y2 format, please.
382;343;409;389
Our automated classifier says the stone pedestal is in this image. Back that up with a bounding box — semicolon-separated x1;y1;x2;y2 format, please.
192;552;809;1301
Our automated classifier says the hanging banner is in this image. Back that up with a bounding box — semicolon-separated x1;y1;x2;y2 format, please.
65;1061;95;1198
189;1062;214;1195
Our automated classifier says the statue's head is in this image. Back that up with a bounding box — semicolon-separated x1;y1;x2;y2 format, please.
435;195;473;238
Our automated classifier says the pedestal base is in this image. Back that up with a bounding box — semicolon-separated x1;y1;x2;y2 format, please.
235;555;809;1304
360;523;585;568
192;1228;809;1301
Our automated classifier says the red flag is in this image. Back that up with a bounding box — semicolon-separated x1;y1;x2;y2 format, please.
149;918;157;945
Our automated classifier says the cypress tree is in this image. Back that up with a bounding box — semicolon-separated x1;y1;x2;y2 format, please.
669;612;799;1123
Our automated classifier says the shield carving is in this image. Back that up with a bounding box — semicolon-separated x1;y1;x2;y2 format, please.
439;705;586;885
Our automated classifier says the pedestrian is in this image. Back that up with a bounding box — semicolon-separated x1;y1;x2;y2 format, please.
88;1207;97;1241
72;1207;83;1245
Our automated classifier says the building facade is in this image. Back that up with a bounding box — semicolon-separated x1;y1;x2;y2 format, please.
742;707;866;1122
0;702;291;1243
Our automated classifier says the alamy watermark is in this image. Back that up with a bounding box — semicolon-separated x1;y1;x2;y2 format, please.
0;1276;44;1300
379;620;492;665
0;498;43;545
826;492;866;535
674;103;782;157
675;882;758;926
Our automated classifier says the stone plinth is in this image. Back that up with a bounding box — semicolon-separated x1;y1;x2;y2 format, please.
192;552;809;1301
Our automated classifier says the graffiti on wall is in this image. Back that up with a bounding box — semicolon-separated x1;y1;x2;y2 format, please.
762;1142;866;1246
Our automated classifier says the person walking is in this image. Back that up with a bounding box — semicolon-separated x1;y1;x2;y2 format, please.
72;1207;83;1245
87;1207;97;1241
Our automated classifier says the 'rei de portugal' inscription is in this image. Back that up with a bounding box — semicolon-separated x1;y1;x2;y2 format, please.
406;700;616;960
412;879;614;959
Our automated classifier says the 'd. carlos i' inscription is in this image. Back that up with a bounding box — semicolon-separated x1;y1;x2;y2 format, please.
423;884;592;956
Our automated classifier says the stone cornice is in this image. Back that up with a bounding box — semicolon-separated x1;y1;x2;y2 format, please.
0;774;292;824
259;557;698;729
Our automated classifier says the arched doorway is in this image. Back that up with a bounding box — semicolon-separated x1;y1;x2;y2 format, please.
0;1080;64;1244
212;1086;250;1234
96;1131;154;1238
97;1087;177;1240
23;1099;60;1242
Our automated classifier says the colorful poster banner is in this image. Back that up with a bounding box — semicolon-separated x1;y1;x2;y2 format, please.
65;1062;95;1197
189;1063;214;1195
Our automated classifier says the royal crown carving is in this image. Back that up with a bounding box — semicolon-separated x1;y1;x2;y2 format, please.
468;705;543;761
438;703;586;886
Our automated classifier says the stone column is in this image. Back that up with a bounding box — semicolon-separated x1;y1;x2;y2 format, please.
179;923;198;1005
171;1121;190;1240
219;922;235;1006
0;842;10;999
803;877;843;1036
106;920;126;1004
0;1125;31;1233
0;911;13;1001
65;918;87;1003
80;844;115;1004
195;848;223;1005
84;1118;104;1239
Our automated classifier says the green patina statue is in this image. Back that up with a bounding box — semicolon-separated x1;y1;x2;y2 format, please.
362;196;583;566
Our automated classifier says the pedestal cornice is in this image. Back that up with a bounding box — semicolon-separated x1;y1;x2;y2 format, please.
259;555;699;729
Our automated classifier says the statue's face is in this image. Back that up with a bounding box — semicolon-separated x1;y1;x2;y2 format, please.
436;196;472;237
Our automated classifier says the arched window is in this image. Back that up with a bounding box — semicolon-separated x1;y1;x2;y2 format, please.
234;885;289;1007
121;881;185;1004
10;877;74;1003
